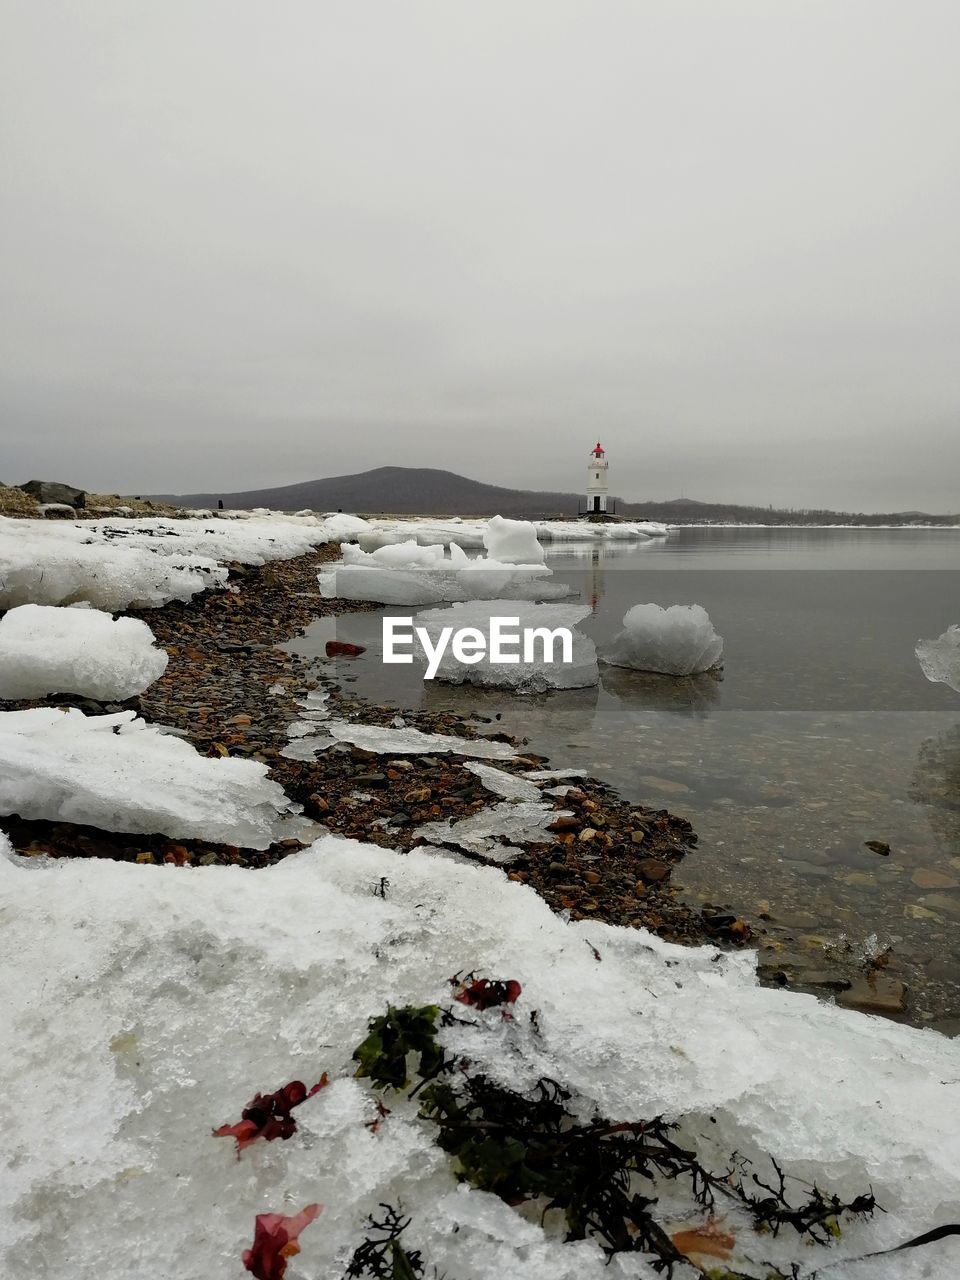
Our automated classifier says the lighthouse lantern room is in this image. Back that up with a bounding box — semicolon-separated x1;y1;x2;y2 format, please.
586;440;609;514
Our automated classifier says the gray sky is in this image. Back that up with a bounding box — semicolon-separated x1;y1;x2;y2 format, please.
2;1;959;511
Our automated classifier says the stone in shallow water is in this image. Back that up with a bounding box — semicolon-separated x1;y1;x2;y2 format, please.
838;977;908;1014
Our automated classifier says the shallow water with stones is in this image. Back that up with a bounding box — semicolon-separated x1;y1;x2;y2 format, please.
288;526;960;1031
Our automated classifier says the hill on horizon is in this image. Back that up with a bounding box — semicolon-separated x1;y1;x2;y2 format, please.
151;466;957;525
152;466;586;517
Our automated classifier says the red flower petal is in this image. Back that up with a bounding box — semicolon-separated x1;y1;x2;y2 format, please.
242;1205;322;1280
215;1076;329;1152
453;977;522;1010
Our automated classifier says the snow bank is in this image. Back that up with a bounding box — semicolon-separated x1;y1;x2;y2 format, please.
0;514;332;610
0;605;168;700
602;603;724;676
481;515;545;564
318;540;568;606
1;834;957;1280
0;708;303;847
917;624;960;693
415;600;599;691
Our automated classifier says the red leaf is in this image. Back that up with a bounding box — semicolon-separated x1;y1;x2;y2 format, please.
214;1075;328;1152
325;640;366;657
242;1205;322;1280
453;976;522;1010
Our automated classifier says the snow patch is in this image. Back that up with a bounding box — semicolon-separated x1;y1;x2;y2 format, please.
1;836;957;1279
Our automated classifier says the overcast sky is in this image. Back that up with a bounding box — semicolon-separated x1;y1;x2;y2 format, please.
2;2;959;510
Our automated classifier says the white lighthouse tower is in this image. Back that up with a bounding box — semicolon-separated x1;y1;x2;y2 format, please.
586;440;609;514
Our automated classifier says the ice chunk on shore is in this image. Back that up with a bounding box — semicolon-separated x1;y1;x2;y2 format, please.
463;761;543;802
0;605;168;700
601;603;723;676
916;624;960;693
481;515;545;565
415;600;599;691
413;800;569;861
318;540;567;606
0;708;301;847
2;835;958;1280
324;720;516;759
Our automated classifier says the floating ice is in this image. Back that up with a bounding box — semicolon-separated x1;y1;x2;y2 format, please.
0;514;333;610
0;708;302;847
481;515;545;565
1;834;958;1279
916;625;960;694
318;540;567;606
356;517;668;551
601;603;723;676
414;600;599;691
0;605;169;700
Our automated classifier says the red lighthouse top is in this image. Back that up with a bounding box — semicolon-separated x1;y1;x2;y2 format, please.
590;441;605;457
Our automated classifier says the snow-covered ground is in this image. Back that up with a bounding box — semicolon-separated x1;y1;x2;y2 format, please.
0;514;333;610
0;605;168;700
2;833;958;1280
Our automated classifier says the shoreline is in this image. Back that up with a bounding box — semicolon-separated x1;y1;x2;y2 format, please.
3;546;750;951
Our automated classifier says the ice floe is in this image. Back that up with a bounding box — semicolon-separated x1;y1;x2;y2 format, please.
318;540;568;606
601;603;724;676
0;605;169;700
413;600;599;691
916;624;960;694
1;834;957;1279
0;708;303;847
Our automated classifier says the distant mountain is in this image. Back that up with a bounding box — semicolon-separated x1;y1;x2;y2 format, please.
152;467;957;526
152;466;587;517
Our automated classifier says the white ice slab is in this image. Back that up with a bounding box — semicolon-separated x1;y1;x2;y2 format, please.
0;708;302;847
916;624;960;693
0;605;168;700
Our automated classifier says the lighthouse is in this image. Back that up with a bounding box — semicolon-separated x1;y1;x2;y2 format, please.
586;440;609;514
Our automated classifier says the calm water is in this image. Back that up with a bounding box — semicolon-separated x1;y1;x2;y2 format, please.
290;527;960;1027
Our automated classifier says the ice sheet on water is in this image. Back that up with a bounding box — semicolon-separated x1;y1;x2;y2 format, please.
0;708;302;847
414;600;599;691
601;602;724;676
355;517;669;551
916;624;960;693
0;605;168;700
318;540;567;606
1;833;958;1279
481;515;545;565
